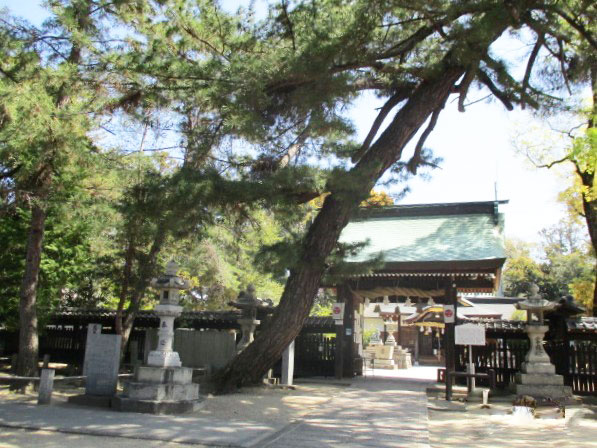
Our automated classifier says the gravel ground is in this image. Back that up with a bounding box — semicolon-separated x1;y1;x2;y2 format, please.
0;379;348;426
427;391;597;448
195;381;348;425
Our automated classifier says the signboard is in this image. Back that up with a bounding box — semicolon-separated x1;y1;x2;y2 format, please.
443;305;455;323
332;302;345;320
455;324;486;346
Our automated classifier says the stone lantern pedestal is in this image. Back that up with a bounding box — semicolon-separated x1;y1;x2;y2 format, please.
113;261;202;414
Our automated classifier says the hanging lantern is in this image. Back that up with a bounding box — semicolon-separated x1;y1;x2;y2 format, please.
365;297;370;307
383;295;389;305
427;297;435;306
404;297;412;307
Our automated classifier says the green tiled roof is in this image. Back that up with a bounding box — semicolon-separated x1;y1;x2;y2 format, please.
339;213;505;263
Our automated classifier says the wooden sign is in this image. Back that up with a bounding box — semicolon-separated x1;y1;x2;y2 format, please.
455;323;486;346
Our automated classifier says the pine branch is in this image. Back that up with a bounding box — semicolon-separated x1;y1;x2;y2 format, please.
457;66;477;112
280;0;296;52
351;91;407;163
408;104;444;174
477;70;514;110
546;6;597;50
521;33;544;110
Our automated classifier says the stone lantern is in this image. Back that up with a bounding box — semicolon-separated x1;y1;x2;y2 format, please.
147;260;189;367
515;283;572;399
229;285;274;353
114;261;202;414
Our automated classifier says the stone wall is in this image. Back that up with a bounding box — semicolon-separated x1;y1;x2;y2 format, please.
144;329;237;371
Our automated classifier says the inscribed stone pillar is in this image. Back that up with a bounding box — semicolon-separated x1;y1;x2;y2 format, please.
83;323;102;376
281;340;295;386
38;368;55;405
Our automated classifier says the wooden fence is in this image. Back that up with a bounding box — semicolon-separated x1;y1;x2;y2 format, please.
456;336;597;395
1;325;337;378
294;333;336;378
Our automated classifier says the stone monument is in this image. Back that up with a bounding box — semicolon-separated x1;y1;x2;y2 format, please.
113;261;202;414
68;323;122;408
515;284;572;399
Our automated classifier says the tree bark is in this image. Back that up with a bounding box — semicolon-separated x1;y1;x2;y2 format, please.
16;204;46;377
214;66;465;392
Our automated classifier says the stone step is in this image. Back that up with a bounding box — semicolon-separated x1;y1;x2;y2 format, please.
515;373;565;385
135;366;194;384
124;381;199;402
515;384;573;399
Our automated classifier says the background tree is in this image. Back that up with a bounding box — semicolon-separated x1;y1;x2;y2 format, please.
0;3;102;376
503;218;595;311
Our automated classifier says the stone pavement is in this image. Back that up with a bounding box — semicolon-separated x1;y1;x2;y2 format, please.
260;377;430;448
0;376;432;447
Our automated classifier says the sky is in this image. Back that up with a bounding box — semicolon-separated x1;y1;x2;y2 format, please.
0;0;576;245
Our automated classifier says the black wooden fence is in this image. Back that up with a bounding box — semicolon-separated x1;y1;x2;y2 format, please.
1;327;147;371
1;313;336;378
294;333;336;378
456;336;597;395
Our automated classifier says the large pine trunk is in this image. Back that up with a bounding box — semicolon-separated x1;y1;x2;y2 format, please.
214;67;465;393
16;204;46;378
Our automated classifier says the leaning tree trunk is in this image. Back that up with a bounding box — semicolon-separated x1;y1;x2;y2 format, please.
214;66;466;393
16;204;47;378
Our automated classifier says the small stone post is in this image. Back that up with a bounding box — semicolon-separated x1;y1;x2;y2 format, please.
282;340;295;386
38;368;55;405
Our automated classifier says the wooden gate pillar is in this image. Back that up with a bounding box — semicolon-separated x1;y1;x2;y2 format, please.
443;280;458;382
335;284;355;378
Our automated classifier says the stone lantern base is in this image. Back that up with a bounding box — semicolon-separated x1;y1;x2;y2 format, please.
514;325;572;399
113;366;202;415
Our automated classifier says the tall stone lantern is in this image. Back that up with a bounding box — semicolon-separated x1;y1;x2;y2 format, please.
515;283;572;399
147;260;189;368
114;260;202;414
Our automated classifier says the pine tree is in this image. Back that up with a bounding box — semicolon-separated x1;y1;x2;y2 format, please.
94;0;595;391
